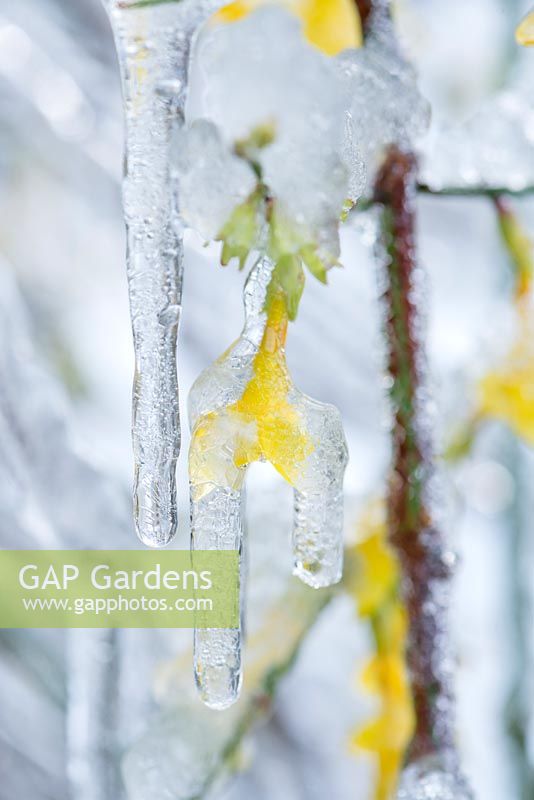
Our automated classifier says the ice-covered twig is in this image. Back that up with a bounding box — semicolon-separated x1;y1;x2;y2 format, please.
103;0;223;547
419;183;534;200
374;145;473;798
67;630;122;800
502;438;534;800
375;146;451;759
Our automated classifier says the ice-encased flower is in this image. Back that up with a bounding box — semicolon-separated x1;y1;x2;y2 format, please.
179;6;365;262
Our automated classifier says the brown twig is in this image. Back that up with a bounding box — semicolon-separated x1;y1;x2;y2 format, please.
354;0;374;33
374;146;454;762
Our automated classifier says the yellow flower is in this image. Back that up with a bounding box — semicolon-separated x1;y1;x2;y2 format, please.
494;197;533;301
516;9;534;46
190;293;313;494
346;503;414;800
345;501;399;618
230;293;313;481
214;0;362;55
479;303;534;446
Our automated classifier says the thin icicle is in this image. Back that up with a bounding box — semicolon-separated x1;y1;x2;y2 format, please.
67;630;122;800
188;256;348;708
103;0;224;547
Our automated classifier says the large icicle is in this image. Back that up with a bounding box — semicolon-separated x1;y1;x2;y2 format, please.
103;0;223;547
188;257;348;708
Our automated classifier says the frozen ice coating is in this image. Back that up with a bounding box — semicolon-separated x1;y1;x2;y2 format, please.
336;9;430;191
103;0;225;547
189;257;348;708
184;6;365;261
422;91;534;192
396;756;474;800
172;119;257;241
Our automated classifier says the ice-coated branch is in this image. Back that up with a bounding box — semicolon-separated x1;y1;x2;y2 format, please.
419;183;534;200
374;146;473;798
353;0;374;32
103;0;223;547
375;147;451;759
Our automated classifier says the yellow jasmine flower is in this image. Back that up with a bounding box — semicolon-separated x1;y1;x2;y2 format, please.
214;0;362;55
345;500;398;618
230;293;312;481
516;9;534;46
346;503;414;800
479;303;534;445
190;293;313;494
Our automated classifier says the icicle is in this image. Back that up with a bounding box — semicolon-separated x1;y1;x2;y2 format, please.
188;257;348;708
67;630;122;800
103;0;224;547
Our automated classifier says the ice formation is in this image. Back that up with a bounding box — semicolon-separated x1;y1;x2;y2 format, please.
103;0;224;547
336;10;430;191
396;756;474;800
175;5;428;266
179;6;365;266
188;257;348;708
422;91;534;192
172;119;257;241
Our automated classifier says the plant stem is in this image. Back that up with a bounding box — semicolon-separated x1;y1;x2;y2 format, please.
118;0;180;9
374;145;454;763
502;437;534;800
419;183;534;199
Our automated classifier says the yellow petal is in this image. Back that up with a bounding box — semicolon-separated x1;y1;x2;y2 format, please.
479;306;534;445
214;0;362;55
345;501;399;617
516;9;534;46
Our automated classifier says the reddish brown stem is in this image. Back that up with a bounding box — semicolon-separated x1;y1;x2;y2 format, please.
374;146;453;763
354;0;374;32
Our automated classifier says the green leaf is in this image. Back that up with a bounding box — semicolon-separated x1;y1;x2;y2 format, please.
268;205;305;261
300;245;328;284
272;254;305;321
218;193;261;270
340;199;354;223
235;122;276;159
496;199;533;297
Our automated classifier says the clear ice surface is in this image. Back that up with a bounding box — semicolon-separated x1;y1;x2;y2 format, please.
177;4;428;257
172;119;256;241
103;0;224;547
397;756;474;800
182;6;365;264
336;8;430;192
422;91;534;192
122;482;330;799
188;257;348;709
